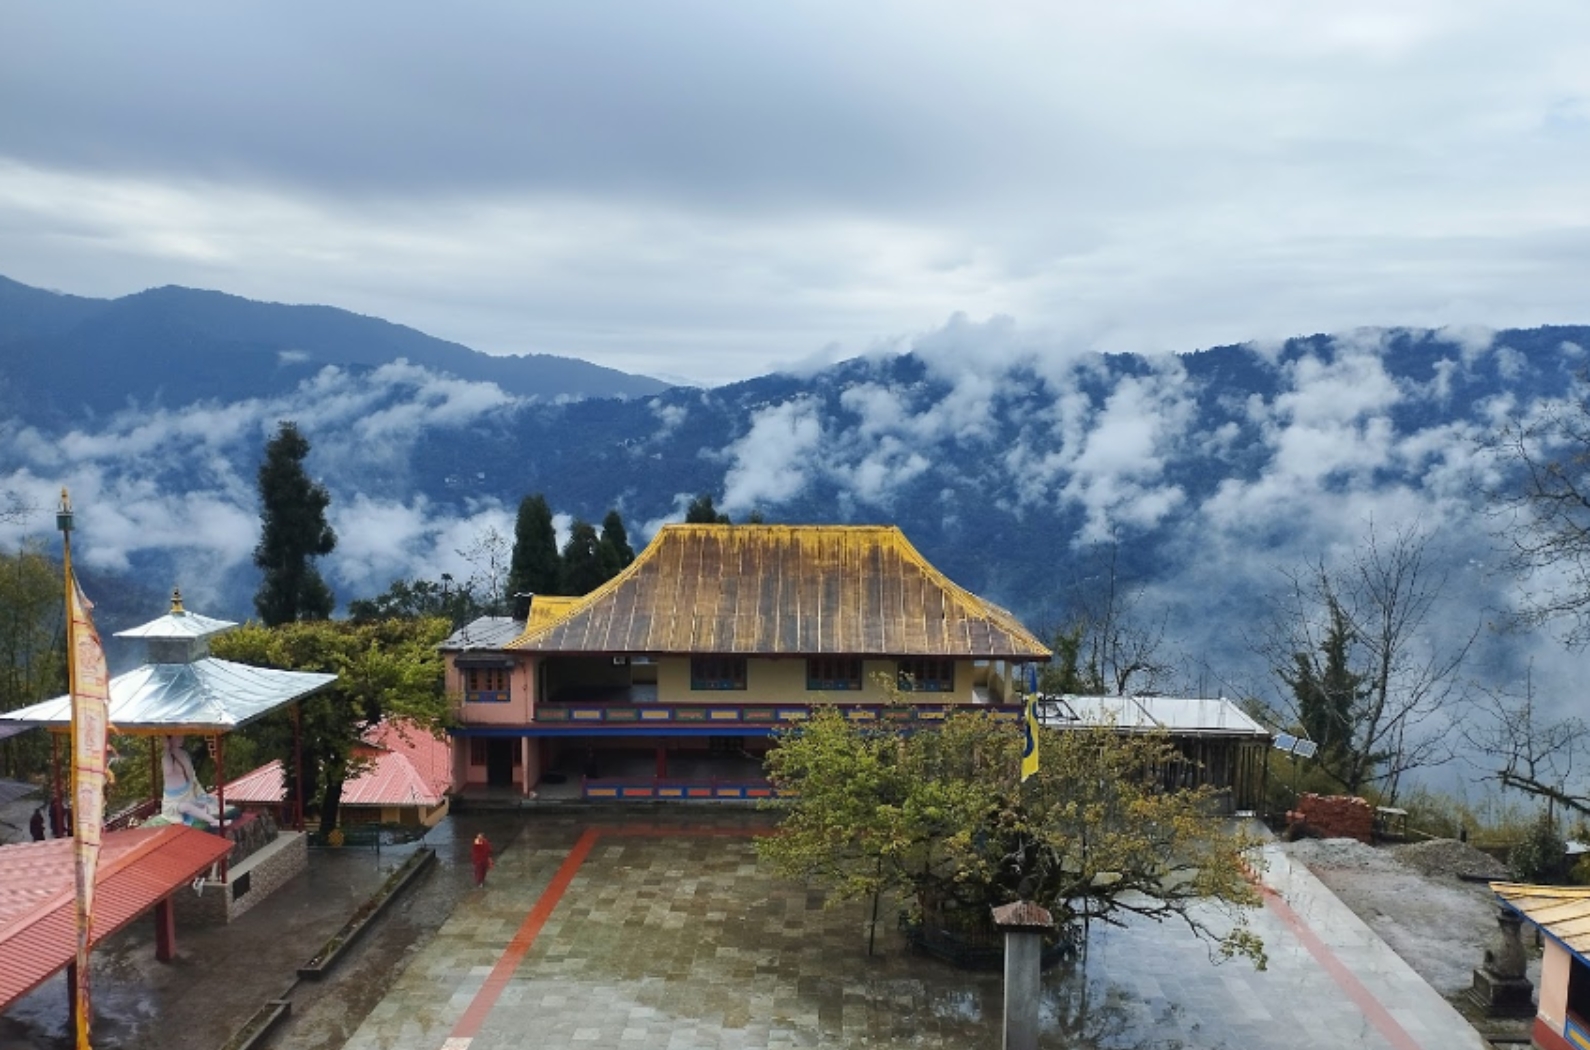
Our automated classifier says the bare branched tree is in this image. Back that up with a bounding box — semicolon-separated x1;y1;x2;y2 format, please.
1463;668;1590;819
1043;540;1175;697
0;491;35;526
1257;523;1475;801
1487;379;1590;647
457;526;512;615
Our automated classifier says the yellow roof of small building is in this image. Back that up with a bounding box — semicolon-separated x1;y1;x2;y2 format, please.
1492;882;1590;958
508;524;1051;659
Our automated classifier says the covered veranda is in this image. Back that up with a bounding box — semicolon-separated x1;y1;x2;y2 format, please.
0;826;232;1021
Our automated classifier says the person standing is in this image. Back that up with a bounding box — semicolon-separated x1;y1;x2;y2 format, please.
29;806;45;841
472;832;494;887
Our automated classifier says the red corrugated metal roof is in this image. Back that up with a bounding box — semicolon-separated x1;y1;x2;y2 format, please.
225;721;450;808
0;826;232;1007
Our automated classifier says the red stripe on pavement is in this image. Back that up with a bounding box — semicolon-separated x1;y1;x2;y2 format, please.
446;823;763;1042
1258;883;1424;1050
448;827;600;1041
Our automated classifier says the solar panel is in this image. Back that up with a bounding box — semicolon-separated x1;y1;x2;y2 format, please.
1273;733;1297;752
1291;739;1319;759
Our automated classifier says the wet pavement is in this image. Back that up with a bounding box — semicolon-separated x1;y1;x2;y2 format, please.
1;803;1496;1050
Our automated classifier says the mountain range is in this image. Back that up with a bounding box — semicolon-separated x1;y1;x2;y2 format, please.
0;275;1584;728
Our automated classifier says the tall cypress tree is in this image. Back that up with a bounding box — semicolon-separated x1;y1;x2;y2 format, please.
561;519;610;595
599;509;635;573
507;493;560;599
253;421;337;625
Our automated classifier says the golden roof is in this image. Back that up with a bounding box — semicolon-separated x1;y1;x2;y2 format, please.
1492;882;1590;958
508;524;1051;658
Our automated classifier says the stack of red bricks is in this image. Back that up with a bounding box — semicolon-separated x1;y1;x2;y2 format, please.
1286;793;1375;843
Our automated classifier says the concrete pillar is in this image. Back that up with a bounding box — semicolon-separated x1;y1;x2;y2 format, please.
991;901;1054;1050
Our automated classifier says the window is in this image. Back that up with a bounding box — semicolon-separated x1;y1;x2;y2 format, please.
691;656;747;691
464;666;510;703
897;658;955;692
469;737;489;766
806;657;862;691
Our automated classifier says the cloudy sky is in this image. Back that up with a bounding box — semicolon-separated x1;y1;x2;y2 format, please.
4;2;1589;386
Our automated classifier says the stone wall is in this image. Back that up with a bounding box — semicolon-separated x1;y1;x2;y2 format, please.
173;830;307;926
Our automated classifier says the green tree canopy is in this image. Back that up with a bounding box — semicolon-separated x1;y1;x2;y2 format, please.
600;509;635;572
253;421;337;625
684;493;730;524
758;702;1265;968
507;494;560;599
348;576;485;627
213;616;449;835
0;544;65;779
561;519;613;595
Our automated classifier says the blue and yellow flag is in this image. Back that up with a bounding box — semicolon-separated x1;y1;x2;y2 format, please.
1020;693;1039;782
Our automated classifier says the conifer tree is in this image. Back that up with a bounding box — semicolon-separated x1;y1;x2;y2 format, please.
507;494;560;599
685;493;730;524
560;519;610;595
253;422;336;625
599;509;635;572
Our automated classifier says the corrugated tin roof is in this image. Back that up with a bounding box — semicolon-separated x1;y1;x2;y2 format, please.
507;524;1052;659
0;826;232;1007
440;616;525;652
1038;695;1270;738
226;720;450;807
115;609;237;641
0;658;336;735
1493;882;1590;961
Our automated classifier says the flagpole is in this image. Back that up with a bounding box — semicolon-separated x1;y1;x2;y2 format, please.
59;489;89;1050
59;489;110;1050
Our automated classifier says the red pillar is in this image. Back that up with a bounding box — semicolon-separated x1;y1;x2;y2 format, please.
655;745;668;779
154;897;176;962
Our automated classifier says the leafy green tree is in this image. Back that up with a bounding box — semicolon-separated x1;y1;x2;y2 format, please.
253;422;337;625
685;493;730;524
561;519;613;595
213;617;449;835
0;544;65;779
759;700;1265;967
348;577;485;627
599;509;635;573
507;494;561;599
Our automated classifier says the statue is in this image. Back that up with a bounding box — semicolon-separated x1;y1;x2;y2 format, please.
162;735;229;828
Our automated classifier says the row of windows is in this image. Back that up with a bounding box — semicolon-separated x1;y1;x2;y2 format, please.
692;657;956;693
464;658;959;702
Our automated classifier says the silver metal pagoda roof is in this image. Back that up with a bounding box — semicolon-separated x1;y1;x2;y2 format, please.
0;660;336;734
0;590;336;736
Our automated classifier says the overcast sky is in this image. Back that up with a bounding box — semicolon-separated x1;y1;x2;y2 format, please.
4;2;1589;385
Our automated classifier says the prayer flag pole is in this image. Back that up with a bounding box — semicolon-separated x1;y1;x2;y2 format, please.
61;489;110;1050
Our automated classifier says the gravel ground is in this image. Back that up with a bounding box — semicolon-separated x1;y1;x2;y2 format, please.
1280;836;1538;1000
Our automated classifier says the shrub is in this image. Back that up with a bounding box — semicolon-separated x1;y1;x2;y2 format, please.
1510;811;1567;882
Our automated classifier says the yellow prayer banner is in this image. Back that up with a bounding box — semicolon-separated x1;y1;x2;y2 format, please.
69;572;109;1050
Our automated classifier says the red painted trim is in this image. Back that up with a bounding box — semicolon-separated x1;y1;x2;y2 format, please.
1537;1016;1574;1050
1257;884;1424;1050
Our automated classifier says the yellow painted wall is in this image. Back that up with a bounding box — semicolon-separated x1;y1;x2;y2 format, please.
653;656;972;704
1541;939;1570;1033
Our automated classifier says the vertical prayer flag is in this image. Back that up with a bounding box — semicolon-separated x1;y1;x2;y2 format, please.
1020;693;1039;782
68;573;109;1050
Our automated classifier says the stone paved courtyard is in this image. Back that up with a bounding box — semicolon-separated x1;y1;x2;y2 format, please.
338;811;1487;1050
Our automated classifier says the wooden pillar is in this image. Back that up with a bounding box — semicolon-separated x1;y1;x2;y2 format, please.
154;897;176;962
655;745;668;779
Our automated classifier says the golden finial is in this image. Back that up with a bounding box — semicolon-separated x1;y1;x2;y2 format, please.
170;587;185;614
